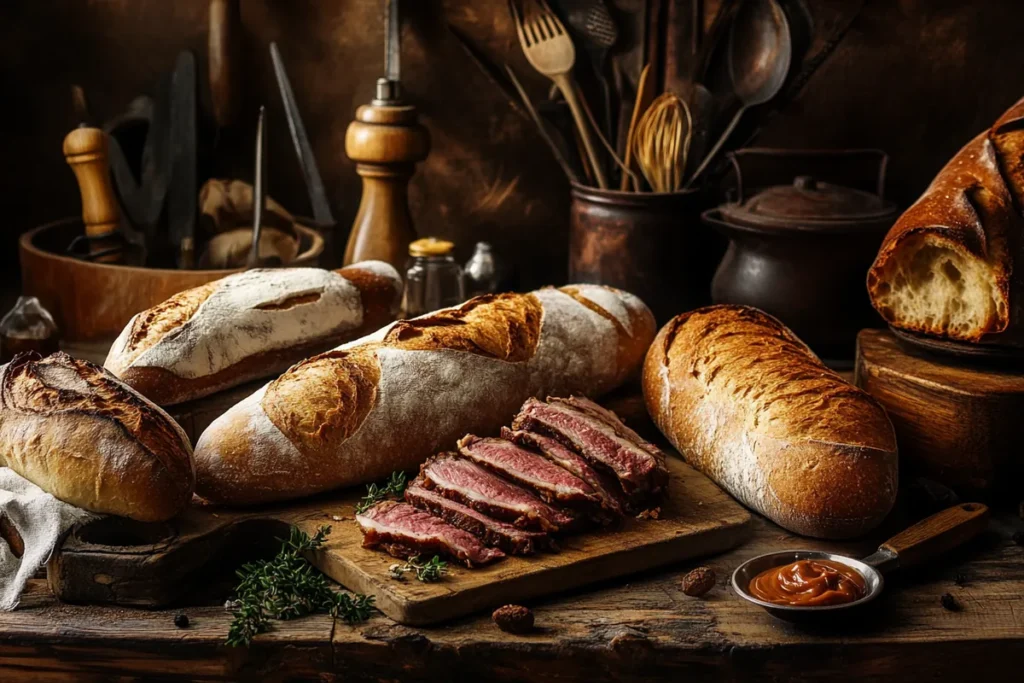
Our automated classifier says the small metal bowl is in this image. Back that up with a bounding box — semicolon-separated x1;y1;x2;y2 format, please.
732;550;884;622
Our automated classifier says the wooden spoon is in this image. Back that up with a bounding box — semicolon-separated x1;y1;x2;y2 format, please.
620;64;655;191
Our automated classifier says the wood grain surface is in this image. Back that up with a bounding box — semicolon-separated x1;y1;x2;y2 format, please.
47;456;752;626
3;507;1022;682
854;328;1024;497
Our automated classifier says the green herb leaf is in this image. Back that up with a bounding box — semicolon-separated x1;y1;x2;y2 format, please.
387;554;449;583
354;471;407;514
225;525;375;647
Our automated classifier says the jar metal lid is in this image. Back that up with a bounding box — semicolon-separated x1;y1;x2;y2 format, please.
409;237;454;257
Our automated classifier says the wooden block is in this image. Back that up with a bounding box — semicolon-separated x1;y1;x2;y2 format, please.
854;328;1024;496
48;457;752;625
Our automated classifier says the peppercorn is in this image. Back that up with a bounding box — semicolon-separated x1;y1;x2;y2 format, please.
681;566;716;597
174;614;190;628
492;604;534;634
940;593;961;612
954;573;968;587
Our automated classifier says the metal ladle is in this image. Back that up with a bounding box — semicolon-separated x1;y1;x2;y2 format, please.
685;0;792;189
732;503;989;622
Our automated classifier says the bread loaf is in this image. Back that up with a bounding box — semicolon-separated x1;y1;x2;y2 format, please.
0;352;194;521
867;97;1024;343
104;261;402;405
194;285;655;505
642;305;897;539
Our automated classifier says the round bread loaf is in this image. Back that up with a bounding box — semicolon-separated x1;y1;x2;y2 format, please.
0;352;195;521
195;285;655;505
642;305;897;539
104;261;402;406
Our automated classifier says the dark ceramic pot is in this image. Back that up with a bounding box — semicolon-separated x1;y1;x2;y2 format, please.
569;183;720;324
703;149;899;362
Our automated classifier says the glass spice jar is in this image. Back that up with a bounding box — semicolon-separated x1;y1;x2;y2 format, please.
402;237;465;318
0;296;60;363
464;241;500;298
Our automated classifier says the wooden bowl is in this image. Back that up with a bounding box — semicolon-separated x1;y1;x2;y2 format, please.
20;218;324;343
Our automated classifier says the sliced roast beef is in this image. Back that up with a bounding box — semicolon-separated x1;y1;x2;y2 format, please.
549;396;665;462
457;434;599;506
502;427;626;515
405;483;554;555
356;500;505;567
512;398;668;497
420;454;580;532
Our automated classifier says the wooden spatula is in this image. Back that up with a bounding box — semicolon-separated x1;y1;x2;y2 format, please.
620;64;655;191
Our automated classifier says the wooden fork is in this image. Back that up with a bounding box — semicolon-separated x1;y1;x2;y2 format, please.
510;0;608;189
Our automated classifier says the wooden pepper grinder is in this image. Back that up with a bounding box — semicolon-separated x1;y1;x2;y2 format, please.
63;126;126;263
343;0;430;269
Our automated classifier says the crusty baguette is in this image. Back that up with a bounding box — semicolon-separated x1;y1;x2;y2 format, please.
194;285;656;505
0;352;194;521
867;97;1024;343
642;305;897;539
104;261;402;406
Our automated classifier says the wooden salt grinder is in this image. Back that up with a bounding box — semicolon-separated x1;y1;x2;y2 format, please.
343;80;430;269
63;126;122;262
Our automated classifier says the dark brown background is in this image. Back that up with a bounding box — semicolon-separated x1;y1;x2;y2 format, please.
2;0;1023;289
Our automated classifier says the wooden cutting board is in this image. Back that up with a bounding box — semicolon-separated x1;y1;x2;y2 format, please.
48;456;752;625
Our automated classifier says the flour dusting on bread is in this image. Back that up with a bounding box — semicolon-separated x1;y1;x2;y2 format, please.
193;285;654;504
111;269;363;379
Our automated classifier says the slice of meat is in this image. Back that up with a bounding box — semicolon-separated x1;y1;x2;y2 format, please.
356;500;505;567
502;427;626;516
405;483;555;555
457;434;599;505
420;454;580;532
549;396;665;462
512;398;668;497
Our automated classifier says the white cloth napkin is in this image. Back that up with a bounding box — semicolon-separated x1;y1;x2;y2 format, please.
0;467;98;610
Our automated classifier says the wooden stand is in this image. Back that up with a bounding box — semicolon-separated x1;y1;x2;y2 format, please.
854;328;1024;496
343;97;429;270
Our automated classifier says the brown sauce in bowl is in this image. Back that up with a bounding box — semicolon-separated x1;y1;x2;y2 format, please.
748;559;866;607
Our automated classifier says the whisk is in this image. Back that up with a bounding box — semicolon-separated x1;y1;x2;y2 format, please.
632;93;693;193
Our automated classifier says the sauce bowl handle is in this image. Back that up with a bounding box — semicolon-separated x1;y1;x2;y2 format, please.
877;503;989;572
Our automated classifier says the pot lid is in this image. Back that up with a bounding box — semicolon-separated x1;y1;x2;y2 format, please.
719;175;898;230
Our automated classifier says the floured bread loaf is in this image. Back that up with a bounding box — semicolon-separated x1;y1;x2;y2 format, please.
105;261;402;405
643;305;898;539
194;285;656;505
0;352;194;521
868;97;1024;343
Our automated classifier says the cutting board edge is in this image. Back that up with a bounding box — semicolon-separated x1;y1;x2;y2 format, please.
306;506;755;626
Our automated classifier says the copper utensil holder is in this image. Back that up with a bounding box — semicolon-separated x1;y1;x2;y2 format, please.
569;183;719;323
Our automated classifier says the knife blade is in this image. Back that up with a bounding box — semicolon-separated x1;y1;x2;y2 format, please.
167;50;198;268
270;42;334;227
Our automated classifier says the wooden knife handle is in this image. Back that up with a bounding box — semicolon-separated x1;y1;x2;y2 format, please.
880;502;989;571
209;0;241;128
63;126;120;239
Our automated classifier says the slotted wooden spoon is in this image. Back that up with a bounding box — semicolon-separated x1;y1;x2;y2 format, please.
510;0;608;188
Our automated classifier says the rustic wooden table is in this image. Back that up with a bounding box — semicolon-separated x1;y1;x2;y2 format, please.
1;505;1021;682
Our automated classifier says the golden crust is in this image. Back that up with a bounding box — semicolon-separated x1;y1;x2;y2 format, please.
643;305;897;539
0;352;194;521
868;97;1024;341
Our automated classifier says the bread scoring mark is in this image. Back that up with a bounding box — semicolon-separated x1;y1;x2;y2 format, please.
119;268;364;379
255;292;323;310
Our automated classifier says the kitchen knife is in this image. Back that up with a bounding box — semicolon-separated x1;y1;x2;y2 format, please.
270;42;334;227
167;51;198;268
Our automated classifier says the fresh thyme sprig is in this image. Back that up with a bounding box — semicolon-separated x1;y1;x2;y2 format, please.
388;555;449;583
225;525;375;647
354;471;407;514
